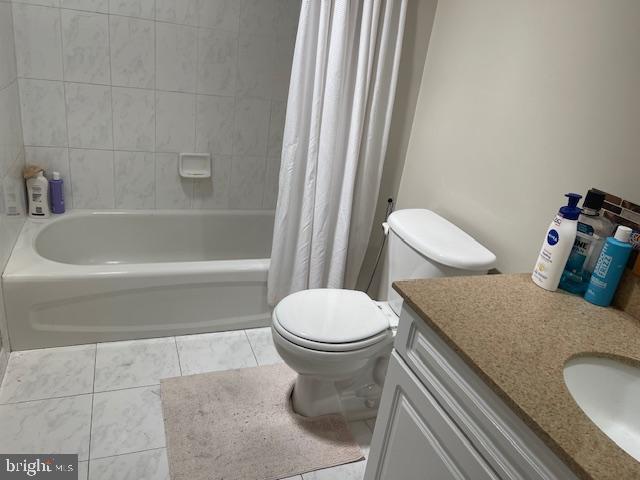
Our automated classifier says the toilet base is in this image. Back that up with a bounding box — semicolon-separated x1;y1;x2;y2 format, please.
292;375;341;418
271;323;394;420
291;355;389;420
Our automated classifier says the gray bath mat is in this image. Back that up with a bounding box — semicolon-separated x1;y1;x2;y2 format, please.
160;363;364;480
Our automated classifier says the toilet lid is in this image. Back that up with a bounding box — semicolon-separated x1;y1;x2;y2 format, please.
388;209;496;271
273;289;389;344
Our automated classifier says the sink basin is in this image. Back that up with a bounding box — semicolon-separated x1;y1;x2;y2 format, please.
564;355;640;462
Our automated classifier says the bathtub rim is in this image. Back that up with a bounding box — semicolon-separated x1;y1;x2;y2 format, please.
3;209;274;279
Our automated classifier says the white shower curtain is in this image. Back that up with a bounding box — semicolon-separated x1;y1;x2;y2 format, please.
267;0;407;305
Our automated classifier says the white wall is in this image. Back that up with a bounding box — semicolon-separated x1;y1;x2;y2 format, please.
12;0;298;210
397;0;640;273
0;0;26;378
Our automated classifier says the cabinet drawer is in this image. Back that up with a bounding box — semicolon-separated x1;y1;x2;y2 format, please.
365;351;498;480
394;306;578;480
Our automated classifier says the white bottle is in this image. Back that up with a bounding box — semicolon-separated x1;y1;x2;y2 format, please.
26;170;51;218
532;193;582;291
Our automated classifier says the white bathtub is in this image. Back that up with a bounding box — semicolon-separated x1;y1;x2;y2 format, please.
2;210;274;350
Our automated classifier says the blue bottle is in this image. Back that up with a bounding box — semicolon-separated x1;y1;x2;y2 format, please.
49;171;65;214
584;226;633;307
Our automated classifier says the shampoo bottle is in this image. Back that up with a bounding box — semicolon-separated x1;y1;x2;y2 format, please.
26;170;50;218
49;171;65;214
559;188;614;294
532;193;582;291
584;226;633;307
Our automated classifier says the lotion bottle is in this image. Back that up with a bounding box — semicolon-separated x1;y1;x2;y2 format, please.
26;170;50;218
532;193;581;291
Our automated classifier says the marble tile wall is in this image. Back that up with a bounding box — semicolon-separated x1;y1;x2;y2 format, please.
0;0;27;381
12;0;299;210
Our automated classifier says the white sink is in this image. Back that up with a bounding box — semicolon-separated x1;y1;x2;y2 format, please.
564;355;640;462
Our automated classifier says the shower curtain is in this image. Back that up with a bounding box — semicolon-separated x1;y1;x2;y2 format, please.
267;0;407;305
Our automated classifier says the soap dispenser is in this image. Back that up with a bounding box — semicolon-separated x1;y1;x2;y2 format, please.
532;193;582;291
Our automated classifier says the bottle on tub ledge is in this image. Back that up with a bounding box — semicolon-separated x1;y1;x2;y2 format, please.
49;170;65;214
531;193;582;291
23;165;50;218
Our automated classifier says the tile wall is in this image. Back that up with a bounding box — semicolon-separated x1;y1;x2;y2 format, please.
12;0;299;209
0;0;26;380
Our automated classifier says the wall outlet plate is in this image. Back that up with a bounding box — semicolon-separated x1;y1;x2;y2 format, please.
179;153;211;178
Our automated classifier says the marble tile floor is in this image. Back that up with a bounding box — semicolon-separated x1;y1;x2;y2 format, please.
0;327;373;480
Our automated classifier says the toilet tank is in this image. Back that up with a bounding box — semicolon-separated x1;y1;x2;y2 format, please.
382;209;496;315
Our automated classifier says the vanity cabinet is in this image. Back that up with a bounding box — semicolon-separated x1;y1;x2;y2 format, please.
365;350;498;479
364;305;579;480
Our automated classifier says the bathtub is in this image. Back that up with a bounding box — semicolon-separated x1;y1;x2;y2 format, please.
2;210;274;350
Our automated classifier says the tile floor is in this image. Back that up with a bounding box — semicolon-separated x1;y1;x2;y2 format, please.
0;328;373;480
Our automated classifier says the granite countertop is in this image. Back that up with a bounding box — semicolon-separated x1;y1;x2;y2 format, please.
393;273;640;480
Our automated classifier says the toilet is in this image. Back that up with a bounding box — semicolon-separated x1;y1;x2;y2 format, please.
271;209;496;420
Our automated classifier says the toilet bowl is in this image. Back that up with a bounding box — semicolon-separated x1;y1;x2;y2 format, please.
272;209;497;420
271;289;398;420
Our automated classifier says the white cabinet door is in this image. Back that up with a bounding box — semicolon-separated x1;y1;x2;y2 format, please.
364;351;499;480
394;306;579;480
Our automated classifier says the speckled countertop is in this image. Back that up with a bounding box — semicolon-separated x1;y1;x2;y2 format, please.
394;273;640;480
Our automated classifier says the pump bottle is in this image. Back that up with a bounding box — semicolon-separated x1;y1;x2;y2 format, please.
532;193;582;291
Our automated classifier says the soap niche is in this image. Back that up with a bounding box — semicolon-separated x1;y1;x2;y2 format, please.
179;154;211;179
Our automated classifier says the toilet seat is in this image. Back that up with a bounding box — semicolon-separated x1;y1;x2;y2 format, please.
272;320;391;352
272;289;391;352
